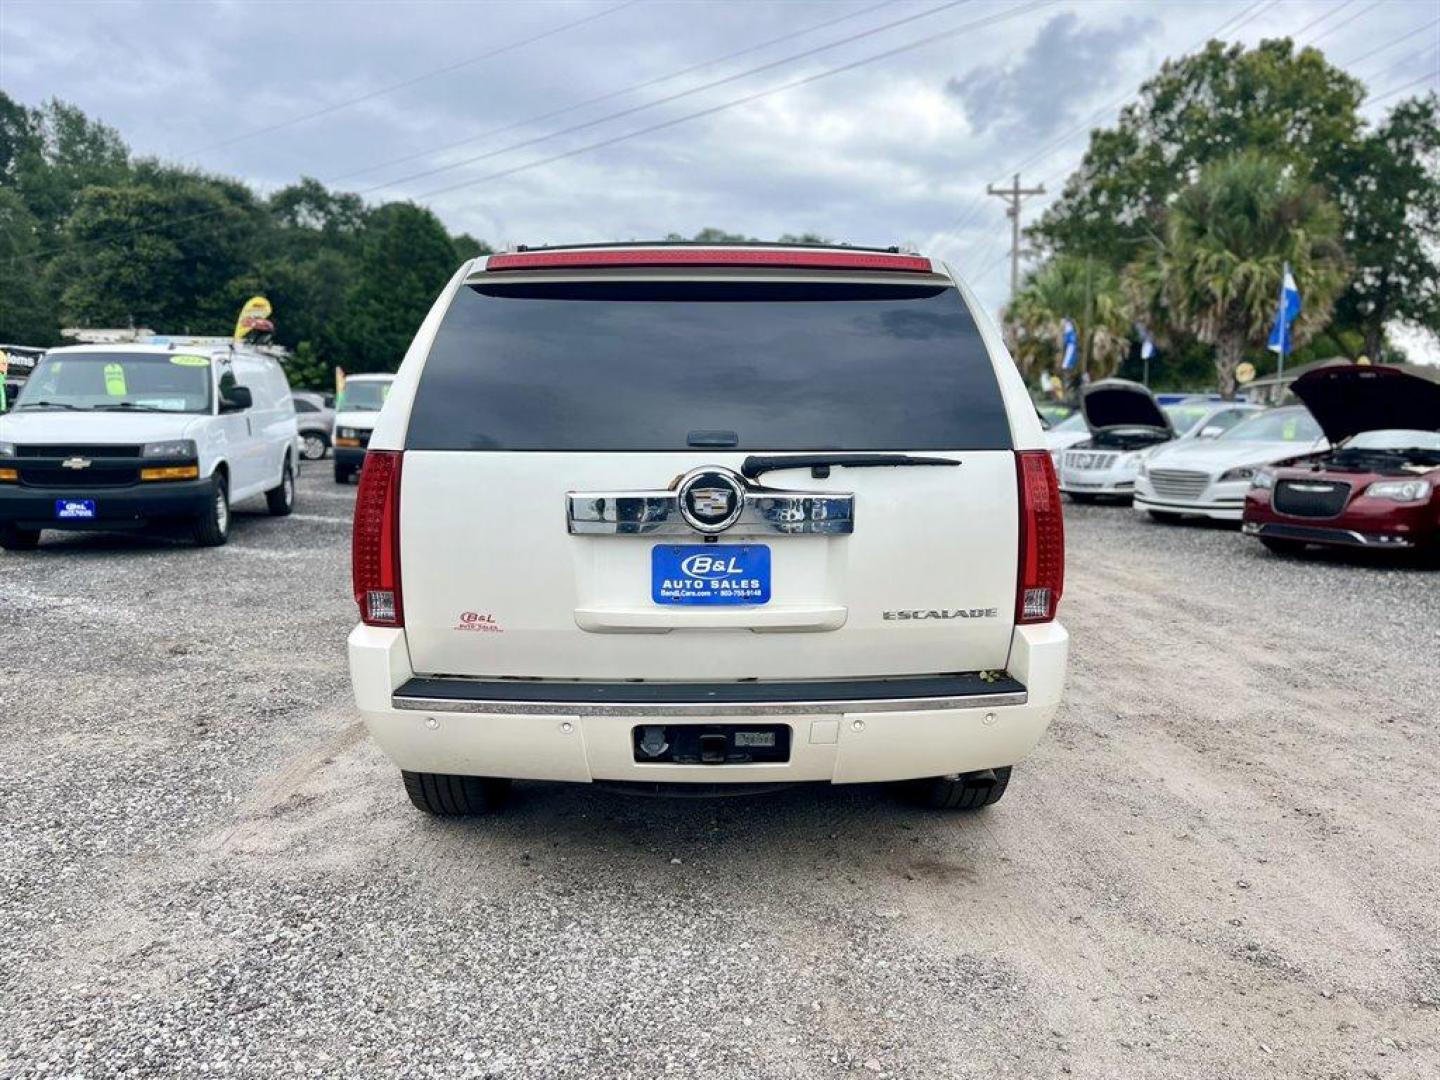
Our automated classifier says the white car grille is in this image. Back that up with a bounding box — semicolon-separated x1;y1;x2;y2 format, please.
1148;468;1211;501
1065;451;1118;471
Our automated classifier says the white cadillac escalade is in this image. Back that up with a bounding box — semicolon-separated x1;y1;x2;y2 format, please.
347;244;1068;816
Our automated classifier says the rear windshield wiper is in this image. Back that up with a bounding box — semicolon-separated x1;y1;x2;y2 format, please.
18;401;88;411
741;453;961;480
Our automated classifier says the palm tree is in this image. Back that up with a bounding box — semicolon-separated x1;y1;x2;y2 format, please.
1003;255;1129;387
1127;152;1347;397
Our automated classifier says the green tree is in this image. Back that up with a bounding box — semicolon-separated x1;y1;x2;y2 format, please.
1033;39;1363;264
1004;255;1130;384
49;169;264;331
0;187;60;343
1328;94;1440;359
341;202;459;372
1128;153;1347;397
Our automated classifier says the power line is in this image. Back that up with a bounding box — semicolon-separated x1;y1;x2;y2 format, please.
175;0;641;160
409;0;1055;202
1335;14;1438;69
1363;70;1439;107
366;0;973;196
1290;0;1358;43
15;0;1049;264
937;0;1277;243
1303;0;1385;50
1358;43;1438;88
328;0;900;185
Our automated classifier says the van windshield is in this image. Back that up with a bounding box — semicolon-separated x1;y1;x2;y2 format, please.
406;280;1012;451
338;380;392;412
17;352;212;413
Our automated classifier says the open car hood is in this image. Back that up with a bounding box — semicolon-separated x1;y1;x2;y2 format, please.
1080;378;1172;436
1291;364;1440;444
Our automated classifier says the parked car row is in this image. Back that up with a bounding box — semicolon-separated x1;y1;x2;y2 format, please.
1043;366;1440;559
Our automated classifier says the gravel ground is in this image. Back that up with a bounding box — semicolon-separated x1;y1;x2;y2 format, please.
1;467;1437;1079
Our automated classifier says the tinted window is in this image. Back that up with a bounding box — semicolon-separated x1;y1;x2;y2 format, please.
293;398;318;413
406;281;1011;451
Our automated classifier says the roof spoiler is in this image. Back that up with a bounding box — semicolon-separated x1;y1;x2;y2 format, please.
484;248;933;274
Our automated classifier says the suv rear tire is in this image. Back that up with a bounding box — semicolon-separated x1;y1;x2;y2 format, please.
193;473;230;547
265;454;296;516
402;771;511;815
908;767;1011;810
0;525;41;551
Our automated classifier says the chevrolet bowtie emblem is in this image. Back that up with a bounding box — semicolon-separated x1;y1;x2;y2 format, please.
61;457;92;470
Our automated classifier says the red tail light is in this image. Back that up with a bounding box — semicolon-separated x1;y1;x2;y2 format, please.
485;248;932;274
353;450;403;627
1016;450;1064;623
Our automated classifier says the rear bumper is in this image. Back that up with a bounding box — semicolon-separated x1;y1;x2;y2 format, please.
348;622;1068;784
0;478;212;531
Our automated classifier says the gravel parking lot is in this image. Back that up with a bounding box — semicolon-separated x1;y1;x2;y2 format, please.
2;465;1436;1079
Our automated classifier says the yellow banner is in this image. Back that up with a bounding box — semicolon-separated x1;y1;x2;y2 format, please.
233;295;273;342
335;366;346;397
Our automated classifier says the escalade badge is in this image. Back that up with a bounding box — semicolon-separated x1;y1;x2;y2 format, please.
61;457;92;470
677;467;746;534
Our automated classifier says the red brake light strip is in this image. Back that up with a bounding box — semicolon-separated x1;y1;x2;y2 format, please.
485;249;932;274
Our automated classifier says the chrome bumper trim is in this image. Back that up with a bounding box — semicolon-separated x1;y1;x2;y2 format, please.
391;690;1028;717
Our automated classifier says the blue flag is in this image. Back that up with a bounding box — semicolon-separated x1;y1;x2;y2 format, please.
1135;322;1156;361
1267;264;1302;358
1061;318;1078;370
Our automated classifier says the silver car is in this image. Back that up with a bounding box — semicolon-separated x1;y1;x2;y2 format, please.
1135;406;1327;522
292;391;336;461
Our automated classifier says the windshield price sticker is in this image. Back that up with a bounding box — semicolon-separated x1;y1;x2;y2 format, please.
652;545;771;606
170;355;210;367
103;363;128;396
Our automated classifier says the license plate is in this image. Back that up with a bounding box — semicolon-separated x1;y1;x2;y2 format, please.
55;499;96;520
651;544;770;605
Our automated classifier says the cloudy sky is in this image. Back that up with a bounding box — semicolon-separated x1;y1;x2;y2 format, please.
2;0;1437;353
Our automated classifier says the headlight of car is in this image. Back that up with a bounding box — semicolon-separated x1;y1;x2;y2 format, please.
337;427;357;439
0;441;16;458
142;439;198;459
1220;466;1256;483
1365;479;1432;502
1249;470;1275;490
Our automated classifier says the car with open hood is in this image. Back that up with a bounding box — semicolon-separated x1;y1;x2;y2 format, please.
1134;405;1324;522
346;242;1068;817
1057;382;1258;503
1243;364;1440;557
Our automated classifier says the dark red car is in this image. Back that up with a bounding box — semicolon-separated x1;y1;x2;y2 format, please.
1243;364;1440;558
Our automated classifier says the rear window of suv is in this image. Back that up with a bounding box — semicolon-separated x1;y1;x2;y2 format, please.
405;280;1012;451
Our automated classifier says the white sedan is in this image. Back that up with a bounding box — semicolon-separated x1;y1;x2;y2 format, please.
1134;407;1327;522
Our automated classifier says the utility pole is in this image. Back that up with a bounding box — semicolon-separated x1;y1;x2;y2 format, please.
986;173;1046;299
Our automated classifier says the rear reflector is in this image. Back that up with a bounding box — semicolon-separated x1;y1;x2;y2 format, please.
485;248;932;274
353;450;403;627
1015;450;1064;623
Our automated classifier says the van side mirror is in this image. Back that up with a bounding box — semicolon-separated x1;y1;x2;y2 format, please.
221;385;253;412
1199;425;1224;439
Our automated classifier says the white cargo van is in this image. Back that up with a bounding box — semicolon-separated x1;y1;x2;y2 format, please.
0;343;299;548
347;245;1068;815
